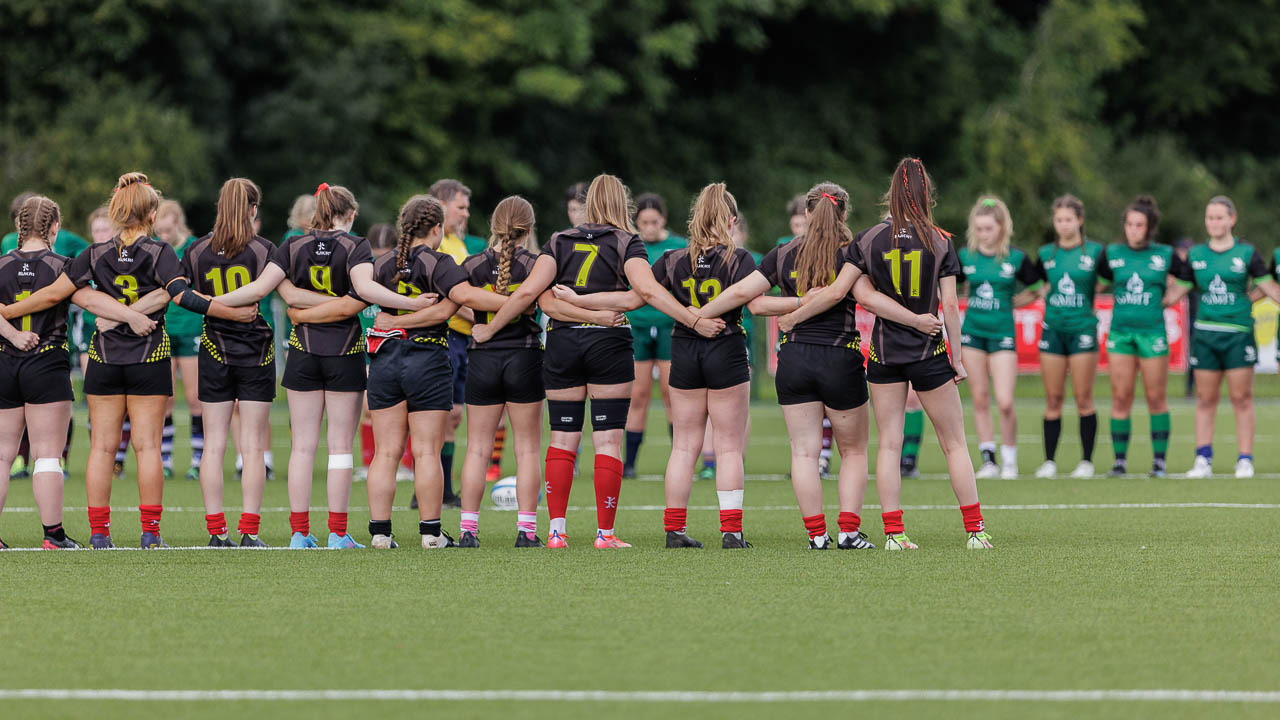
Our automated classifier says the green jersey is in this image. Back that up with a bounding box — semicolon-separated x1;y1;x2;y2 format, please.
1035;239;1104;333
1098;243;1182;331
166;235;205;337
1176;240;1271;333
1;229;88;257
957;246;1038;337
627;233;688;327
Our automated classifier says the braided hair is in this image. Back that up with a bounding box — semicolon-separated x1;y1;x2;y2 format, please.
394;195;445;282
15;195;62;249
886;157;942;253
488;196;535;295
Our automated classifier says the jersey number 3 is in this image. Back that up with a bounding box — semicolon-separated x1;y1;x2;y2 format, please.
882;248;923;298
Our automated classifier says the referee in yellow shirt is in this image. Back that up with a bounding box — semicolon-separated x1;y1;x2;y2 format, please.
427;179;489;506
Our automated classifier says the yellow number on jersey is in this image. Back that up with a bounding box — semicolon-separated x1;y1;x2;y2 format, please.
14;290;31;332
309;266;335;296
204;265;252;296
882;248;923;298
679;277;722;308
395;280;421;316
114;274;139;305
572;243;599;288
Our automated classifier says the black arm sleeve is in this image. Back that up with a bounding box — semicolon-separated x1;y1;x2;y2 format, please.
168;278;211;315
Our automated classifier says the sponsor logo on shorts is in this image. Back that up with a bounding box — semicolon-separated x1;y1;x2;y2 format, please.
1078;334;1095;349
1245;345;1256;362
999;337;1013;348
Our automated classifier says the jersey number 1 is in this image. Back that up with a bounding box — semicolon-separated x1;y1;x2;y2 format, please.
14;290;31;332
882;248;922;298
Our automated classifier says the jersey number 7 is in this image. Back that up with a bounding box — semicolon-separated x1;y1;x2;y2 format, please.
572;243;599;288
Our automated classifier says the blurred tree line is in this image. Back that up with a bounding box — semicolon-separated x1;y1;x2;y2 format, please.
3;0;1278;252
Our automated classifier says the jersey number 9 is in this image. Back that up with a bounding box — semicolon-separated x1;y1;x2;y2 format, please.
309;266;335;296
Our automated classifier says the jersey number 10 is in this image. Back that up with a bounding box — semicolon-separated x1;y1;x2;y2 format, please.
204;266;252;296
882;248;923;298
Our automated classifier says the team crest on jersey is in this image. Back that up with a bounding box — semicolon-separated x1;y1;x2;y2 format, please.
1150;254;1166;270
1206;274;1234;305
1231;256;1245;273
1000;262;1014;277
1109;257;1125;268
1192;260;1207;270
963;265;977;275
1079;255;1095;270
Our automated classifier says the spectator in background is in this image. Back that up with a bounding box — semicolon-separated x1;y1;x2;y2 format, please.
622;192;686;478
775;194;807;247
428;179;488;507
156;200;204;482
565;182;588;229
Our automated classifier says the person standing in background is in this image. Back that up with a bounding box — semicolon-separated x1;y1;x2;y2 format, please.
155;200;203;482
622;193;686;479
428;179;488;507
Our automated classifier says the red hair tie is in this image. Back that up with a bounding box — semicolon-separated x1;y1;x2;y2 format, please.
821;192;839;208
315;182;330;196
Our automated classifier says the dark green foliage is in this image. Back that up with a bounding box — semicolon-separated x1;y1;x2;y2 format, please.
1;0;1277;251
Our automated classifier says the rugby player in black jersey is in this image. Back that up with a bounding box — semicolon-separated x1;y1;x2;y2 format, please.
844;158;991;550
695;182;942;549
474;174;721;549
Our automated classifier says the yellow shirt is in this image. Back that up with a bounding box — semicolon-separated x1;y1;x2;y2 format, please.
440;233;473;335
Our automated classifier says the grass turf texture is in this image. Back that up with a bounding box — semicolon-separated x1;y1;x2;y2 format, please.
1;373;1278;719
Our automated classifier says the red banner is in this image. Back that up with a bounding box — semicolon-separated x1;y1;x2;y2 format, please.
765;296;1190;374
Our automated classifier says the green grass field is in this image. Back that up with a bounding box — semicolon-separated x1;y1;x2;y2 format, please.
1;373;1278;719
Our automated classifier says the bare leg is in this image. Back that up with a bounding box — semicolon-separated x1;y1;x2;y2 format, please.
780;402;826;517
369;404;408;521
285;390;325;513
322;390;363;514
868;383;908;513
460;403;505;513
916;381;979;506
1226;367;1255;456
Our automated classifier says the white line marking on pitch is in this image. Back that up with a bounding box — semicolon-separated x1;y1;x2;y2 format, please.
0;689;1276;703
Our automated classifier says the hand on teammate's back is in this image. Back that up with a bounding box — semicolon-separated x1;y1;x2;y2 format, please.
911;313;944;336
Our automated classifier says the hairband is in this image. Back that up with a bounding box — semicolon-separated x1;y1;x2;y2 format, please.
821;192;839;208
982;198;997;208
315;183;330;196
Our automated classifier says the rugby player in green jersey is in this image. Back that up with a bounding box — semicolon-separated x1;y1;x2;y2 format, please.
957;196;1039;479
1164;196;1280;478
1096;196;1187;477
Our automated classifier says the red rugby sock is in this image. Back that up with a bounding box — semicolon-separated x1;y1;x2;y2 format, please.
544;447;577;521
802;513;826;539
882;510;905;535
593;455;623;532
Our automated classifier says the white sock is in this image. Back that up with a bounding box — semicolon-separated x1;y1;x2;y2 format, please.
1001;445;1017;465
550;517;566;535
979;441;996;454
716;489;744;511
264;450;274;468
597;527;613;536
